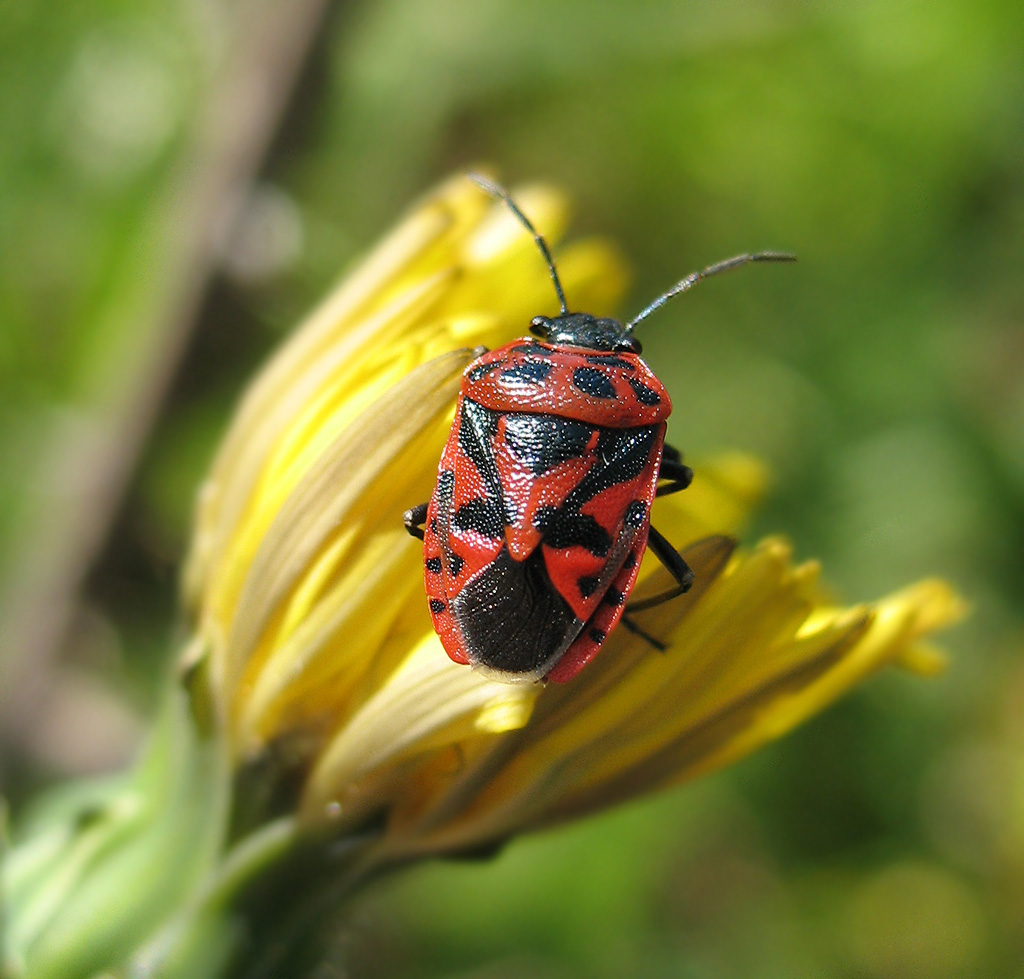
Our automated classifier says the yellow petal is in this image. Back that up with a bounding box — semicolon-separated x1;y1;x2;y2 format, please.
301;635;539;830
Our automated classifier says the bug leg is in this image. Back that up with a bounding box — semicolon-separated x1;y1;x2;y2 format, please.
403;502;428;540
620;614;668;651
626;525;694;612
656;444;694;497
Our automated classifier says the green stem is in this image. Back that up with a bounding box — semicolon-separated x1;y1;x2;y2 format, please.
2;686;230;979
128;818;300;979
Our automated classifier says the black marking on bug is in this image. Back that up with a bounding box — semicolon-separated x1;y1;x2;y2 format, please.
533;505;557;532
585;354;635;371
459;402;499;462
572;366;617;400
624;551;638;570
543;512;612;557
501;496;519;528
588;628;606;644
577;575;601;598
429;518;438;534
425;557;442;573
450;547;580;675
628;377;662;405
499;360;552;385
429;599;446;614
603;587;626;607
467;362;501;382
448;553;465;576
459;401;504;499
502;413;594;474
511;342;554;356
625;500;647;528
437;469;455;503
453;498;505;539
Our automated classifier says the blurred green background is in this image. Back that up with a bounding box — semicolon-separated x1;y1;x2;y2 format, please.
2;1;1023;976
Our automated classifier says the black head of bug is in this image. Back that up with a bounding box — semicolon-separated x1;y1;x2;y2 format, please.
468;172;795;345
529;313;642;353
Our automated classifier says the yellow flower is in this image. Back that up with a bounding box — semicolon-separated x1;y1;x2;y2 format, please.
3;171;967;979
183;171;965;870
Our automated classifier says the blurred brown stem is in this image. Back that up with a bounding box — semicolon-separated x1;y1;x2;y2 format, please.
0;0;335;778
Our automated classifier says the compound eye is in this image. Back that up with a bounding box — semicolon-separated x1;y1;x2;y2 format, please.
530;315;552;339
616;336;642;354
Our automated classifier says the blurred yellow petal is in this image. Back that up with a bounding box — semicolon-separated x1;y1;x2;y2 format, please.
229;351;471;743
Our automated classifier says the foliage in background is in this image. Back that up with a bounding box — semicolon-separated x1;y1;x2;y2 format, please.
2;1;1022;977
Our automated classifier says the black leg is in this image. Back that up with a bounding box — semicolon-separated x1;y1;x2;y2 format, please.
656;443;693;498
626;525;694;613
403;502;428;540
656;459;694;497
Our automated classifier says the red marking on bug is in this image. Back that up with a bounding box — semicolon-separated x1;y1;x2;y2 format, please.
464;343;670;427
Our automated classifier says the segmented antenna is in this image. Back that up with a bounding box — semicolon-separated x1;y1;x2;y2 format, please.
468;173;569;315
627;252;796;331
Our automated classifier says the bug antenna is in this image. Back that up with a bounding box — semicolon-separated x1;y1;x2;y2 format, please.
626;251;796;332
468;173;569;315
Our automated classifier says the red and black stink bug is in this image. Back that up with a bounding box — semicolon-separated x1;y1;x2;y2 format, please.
404;174;793;683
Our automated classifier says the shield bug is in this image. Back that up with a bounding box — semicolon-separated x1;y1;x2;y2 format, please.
404;174;793;682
